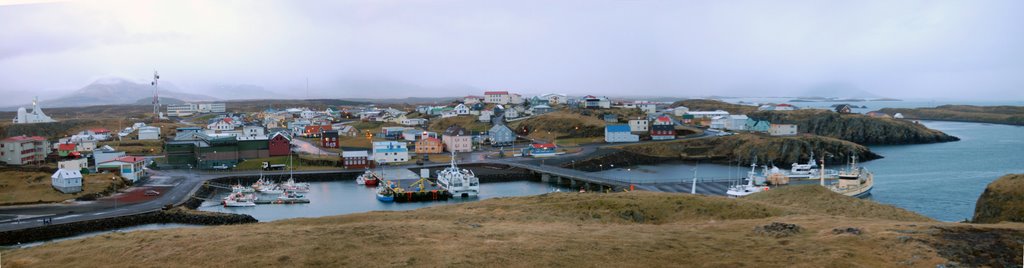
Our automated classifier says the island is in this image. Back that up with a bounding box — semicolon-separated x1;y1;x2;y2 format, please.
880;105;1024;126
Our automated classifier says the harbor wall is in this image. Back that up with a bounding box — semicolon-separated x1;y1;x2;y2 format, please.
206;163;540;186
0;208;257;245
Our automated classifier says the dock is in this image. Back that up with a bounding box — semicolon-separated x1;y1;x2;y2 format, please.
254;199;310;205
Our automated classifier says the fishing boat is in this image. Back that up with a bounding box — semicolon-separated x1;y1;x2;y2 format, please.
726;162;770;198
276;192;305;202
356;170;380;186
231;184;255;194
375;182;395;202
781;152;839;180
827;156;874;198
281;177;310;193
258;184;285;195
435;152;479;198
223;192;257;207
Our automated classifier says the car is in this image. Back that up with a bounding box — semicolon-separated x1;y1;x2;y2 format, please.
144;190;161;196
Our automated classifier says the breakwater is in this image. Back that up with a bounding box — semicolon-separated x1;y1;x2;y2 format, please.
0;208;256;245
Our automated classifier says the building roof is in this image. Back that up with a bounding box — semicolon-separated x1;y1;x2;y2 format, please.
419;137;441;143
444;125;469;136
90;128;111;133
58;143;76;151
100;156;146;165
342;150;369;157
52;168;83;179
0;135;46;143
606;125;631;132
531;143;556;149
484;91;509;95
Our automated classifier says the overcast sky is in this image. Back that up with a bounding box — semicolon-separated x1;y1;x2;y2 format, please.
1;0;1022;105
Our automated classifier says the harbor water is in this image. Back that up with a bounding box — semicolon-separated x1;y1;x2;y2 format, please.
200;180;572;221
595;120;1024;222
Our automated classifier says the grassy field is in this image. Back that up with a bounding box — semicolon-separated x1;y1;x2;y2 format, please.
7;185;1020;267
610;133;879;165
510;111;606;142
671;99;759;114
98;140;164;155
428;116;490;132
0;171;124;205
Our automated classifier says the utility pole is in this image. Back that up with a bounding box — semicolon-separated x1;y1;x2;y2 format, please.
151;71;160;122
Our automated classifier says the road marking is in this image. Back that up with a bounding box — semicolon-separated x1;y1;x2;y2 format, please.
53;215;80;220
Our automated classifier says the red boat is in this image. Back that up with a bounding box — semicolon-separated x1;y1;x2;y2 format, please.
364;176;379;186
356;171;380;186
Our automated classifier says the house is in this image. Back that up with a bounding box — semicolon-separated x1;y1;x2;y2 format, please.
603;114;618;123
287;120;311;134
834;104;853;114
745;119;770;132
521;143;557;157
303;125;331;138
510;93;524;105
440;109;458;118
672;106;690;116
686;110;730;119
92;145;126;167
97;156;146;182
769;124;798;136
724;115;749;131
442;125;473;152
342;150;370;169
415;135;443;154
321;130;339;148
628;119;649;132
894;113;905;119
333;124;359;136
371;141;409;164
530;105;553;115
400;118;428;126
268;132;291;156
499;108;517;119
207;118;234;131
635;102;657;114
243;125;265;138
57;143;77;158
650;115;675;140
0;135;49;165
605;125;639;143
540;93;567;105
138;126;161;140
58;158;89;171
463;96;483;105
51;168;83;194
581;95;611;109
488;124;516;146
528;96;549;107
382;127;410;140
478;114;491;122
452;104;470;115
484;91;511;104
76;140;97;152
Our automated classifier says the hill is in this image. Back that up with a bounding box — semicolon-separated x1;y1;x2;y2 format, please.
427;116;491;133
6;186;1024;267
603;133;880;167
670;99;758;114
35;78;216;108
973;174;1024;224
747;109;959;145
879;105;1024;126
508;111;607;141
132;97;185;105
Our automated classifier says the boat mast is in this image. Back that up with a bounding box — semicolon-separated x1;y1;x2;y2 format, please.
690;162;698;194
819;155;825;186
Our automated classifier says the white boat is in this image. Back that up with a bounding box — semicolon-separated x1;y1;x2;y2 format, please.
231;184;255;194
781;153;839;180
258;184;285;195
726;163;770;198
276;192;305;202
827;156;874;198
223;192;256;207
281;177;310;193
435;152;479;198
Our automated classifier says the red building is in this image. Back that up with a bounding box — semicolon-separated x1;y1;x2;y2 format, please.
321;130;339;148
268;132;291;156
341;150;370;169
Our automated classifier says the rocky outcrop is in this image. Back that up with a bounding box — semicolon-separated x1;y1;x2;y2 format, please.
747;110;959;145
670;99;758;114
0;207;256;245
571;133;880;170
972;174;1024;224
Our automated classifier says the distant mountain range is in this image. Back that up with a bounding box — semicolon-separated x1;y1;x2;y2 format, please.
25;78;218;109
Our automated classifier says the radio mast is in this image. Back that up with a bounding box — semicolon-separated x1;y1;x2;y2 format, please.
151;71;160;122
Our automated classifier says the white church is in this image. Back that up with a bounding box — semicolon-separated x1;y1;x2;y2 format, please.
13;97;56;124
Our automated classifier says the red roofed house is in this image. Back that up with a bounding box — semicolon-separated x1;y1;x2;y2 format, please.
0;135;50;165
304;125;332;138
415;135;443;154
521;143;557;158
97;156;147;182
484;91;511;104
651;115;675;140
268;132;291;156
57;143;77;158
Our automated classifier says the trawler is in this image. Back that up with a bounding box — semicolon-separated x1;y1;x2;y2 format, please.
726;162;770;198
827;156;874;198
436;152;479;198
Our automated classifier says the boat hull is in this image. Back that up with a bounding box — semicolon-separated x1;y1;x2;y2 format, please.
376;193;394;202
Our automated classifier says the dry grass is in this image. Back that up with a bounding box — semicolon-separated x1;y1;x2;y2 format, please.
427;116;490;132
99;140;164;155
2;185;986;267
510;111;606;142
0;171;123;205
972;174;1024;223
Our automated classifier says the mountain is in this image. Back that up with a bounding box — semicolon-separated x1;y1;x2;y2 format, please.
39;78;217;108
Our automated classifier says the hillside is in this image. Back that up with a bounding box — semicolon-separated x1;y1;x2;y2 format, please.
427;116;491;133
38;78;216;108
670;99;758;114
509;111;607;141
973;174;1024;224
747;109;959;145
605;133;879;167
5;186;1023;267
880;105;1024;126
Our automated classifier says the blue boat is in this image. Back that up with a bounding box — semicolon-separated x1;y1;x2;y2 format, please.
375;184;395;202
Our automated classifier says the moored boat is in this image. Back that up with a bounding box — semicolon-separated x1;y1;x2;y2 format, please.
375;182;395;202
827;156;874;198
435;152;479;198
726;163;770;198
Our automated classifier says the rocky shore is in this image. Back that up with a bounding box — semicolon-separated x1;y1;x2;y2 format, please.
0;207;256;245
747;110;959;145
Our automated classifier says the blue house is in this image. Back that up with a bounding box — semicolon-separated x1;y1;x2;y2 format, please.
488;124;516;146
745;118;770;133
605;124;639;143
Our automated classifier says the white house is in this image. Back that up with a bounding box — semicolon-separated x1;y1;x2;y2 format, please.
479;114;491;122
138;126;161;140
401;118;428;126
207;118;234;131
243;125;265;138
710;116;728;130
484;91;511;104
92;146;126;168
463;96;483;105
541;93;567;105
510;93;524;104
724;115;749;131
634;102;657;114
504;108;519;119
51;168;83;193
76;140;97;152
628;119;649;132
371;141;409;163
769;124;798;136
453;104;471;115
97;156;146;182
441;110;458;118
672;106;691;116
605;125;639;143
58;158;89;171
894;113;905;119
686;110;730;119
